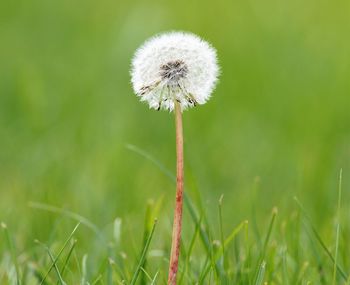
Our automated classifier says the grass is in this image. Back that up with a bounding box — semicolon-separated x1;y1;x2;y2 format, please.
1;146;349;284
1;0;350;283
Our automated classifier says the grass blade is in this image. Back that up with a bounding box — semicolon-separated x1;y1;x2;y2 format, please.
199;220;247;283
1;222;21;285
91;275;102;285
179;213;202;284
332;169;342;285
81;254;88;285
294;196;348;281
150;271;159;285
140;201;154;285
255;261;266;285
40;223;80;285
60;239;77;278
35;240;66;285
262;207;278;259
218;195;225;270
29;202;102;240
125;144;175;182
140;267;153;282
223;220;248;249
253;207;277;284
129;219;157;285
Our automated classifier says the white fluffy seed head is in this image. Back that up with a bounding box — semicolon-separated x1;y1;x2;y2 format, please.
131;31;220;112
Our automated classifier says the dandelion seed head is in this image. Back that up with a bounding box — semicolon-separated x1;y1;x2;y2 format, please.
131;31;219;111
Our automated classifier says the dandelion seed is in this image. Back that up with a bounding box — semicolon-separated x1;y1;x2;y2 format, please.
131;31;219;111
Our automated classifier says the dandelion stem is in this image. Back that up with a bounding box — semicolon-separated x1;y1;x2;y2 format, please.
168;101;184;285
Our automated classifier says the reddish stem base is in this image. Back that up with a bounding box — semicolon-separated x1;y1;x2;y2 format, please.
168;102;184;285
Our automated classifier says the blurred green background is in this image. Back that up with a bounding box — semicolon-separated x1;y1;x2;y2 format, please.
0;0;350;281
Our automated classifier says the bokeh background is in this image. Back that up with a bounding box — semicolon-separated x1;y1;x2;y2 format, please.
1;0;350;281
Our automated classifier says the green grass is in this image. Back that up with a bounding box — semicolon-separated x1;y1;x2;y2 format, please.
1;0;350;283
0;146;349;284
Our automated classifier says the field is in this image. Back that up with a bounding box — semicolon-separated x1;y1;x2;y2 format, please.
1;0;350;283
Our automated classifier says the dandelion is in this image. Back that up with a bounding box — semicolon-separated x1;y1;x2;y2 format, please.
130;31;219;284
131;31;219;111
